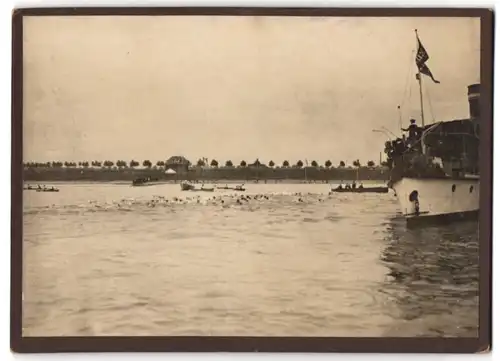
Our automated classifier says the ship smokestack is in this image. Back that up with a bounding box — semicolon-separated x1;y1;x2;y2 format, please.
467;83;480;119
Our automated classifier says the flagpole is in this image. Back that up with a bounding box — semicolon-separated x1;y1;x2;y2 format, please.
397;105;402;134
415;29;425;127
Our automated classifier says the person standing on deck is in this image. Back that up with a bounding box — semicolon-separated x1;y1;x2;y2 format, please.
402;119;423;148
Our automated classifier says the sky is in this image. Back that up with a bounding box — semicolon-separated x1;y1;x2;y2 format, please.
23;16;481;166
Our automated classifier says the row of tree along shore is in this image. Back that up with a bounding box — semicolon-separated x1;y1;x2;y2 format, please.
23;162;390;183
24;159;385;169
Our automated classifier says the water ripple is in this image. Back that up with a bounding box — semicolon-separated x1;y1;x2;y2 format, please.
22;183;478;337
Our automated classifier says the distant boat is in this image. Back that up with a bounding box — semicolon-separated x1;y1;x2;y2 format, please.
132;177;169;187
35;187;59;193
216;184;246;191
26;184;59;192
331;186;389;194
180;181;195;191
193;187;215;192
180;182;214;192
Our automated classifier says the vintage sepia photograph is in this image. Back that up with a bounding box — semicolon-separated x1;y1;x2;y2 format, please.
15;10;491;350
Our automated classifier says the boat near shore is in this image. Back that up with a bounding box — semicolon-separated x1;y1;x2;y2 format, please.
330;186;389;194
191;187;215;192
25;184;59;192
36;188;59;193
216;184;246;192
36;186;59;192
131;177;170;187
180;181;215;192
180;181;195;191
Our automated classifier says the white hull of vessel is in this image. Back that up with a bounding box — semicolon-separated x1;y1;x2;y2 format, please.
392;177;479;224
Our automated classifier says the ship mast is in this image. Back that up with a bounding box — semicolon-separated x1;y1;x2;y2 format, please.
415;29;425;127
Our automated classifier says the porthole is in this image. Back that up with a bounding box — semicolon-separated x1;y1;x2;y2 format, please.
452;184;456;192
409;190;419;202
469;185;474;193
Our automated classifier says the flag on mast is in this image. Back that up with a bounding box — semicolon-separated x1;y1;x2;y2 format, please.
415;33;440;84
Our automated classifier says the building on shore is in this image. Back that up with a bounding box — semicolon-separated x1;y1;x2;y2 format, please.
248;159;268;169
165;156;191;174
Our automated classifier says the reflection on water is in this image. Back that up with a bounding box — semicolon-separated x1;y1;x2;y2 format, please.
379;218;479;337
22;183;479;337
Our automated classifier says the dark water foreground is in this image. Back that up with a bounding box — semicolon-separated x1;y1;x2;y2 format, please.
22;183;478;337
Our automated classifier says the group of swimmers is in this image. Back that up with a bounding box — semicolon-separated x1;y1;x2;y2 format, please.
138;191;331;208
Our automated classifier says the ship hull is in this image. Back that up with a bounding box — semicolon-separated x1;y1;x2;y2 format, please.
391;177;479;226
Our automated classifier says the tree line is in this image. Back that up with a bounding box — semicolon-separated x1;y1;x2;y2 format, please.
24;158;385;169
195;158;383;168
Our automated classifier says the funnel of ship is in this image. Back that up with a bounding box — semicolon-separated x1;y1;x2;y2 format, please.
467;83;480;119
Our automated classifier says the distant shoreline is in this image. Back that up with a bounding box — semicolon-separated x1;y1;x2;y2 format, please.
23;167;390;184
24;179;388;186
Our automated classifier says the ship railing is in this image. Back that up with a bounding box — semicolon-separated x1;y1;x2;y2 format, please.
399;121;443;156
387;120;478;164
419;121;443;155
400;121;480;169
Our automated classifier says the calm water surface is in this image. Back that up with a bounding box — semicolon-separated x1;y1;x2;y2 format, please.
22;182;479;337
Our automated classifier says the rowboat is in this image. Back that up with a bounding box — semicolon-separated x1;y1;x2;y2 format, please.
180;181;195;191
180;182;214;192
330;186;389;194
216;184;246;191
35;188;60;192
132;177;170;187
192;187;215;192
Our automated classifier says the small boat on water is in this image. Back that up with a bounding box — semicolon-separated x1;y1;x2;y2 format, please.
35;186;60;193
192;187;215;192
132;177;169;187
180;182;214;192
330;186;389;194
216;184;246;191
25;184;59;192
180;181;195;191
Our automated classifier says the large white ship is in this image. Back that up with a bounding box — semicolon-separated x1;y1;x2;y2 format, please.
384;31;480;227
